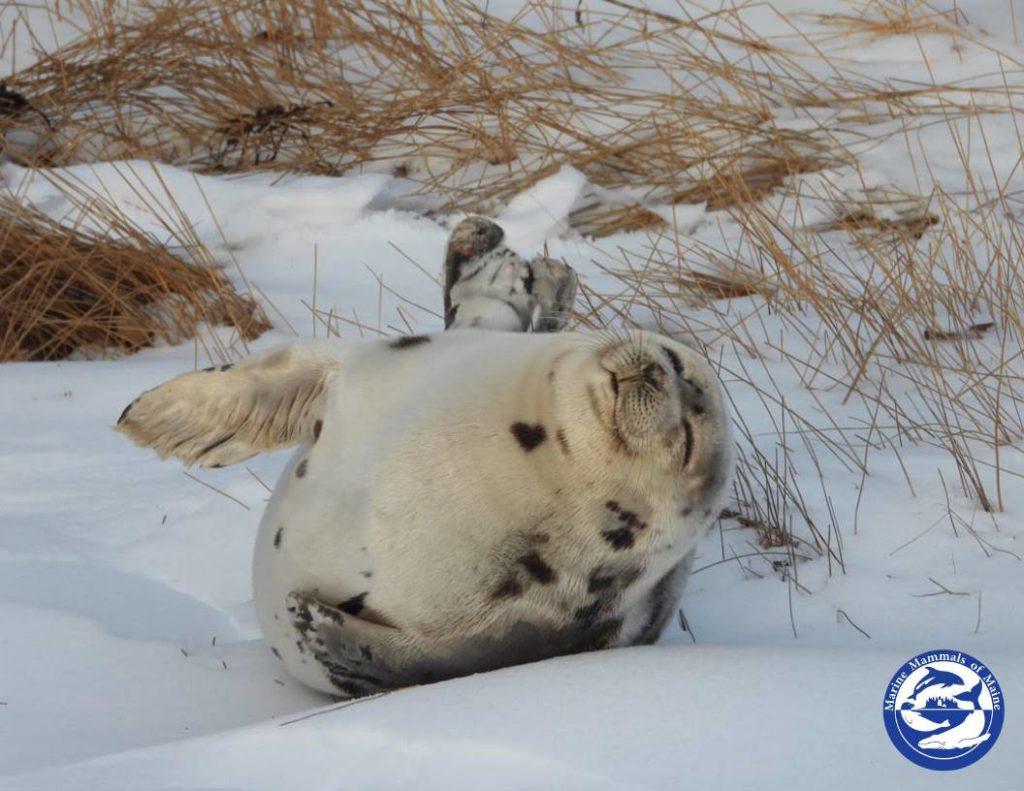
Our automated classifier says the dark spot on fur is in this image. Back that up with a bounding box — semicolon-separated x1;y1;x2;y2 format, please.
271;646;282;659
313;419;322;440
511;422;547;451
360;645;373;661
681;507;692;517
338;592;368;615
220;364;233;371
617;509;646;530
523;263;535;294
610;371;619;395
296;459;308;478
588;569;615;593
574;600;604;626
547;368;556;382
602;528;636;550
556;428;570;455
662;346;683;375
389;335;430;350
273;526;283;548
526;531;550;545
201;366;215;372
360;570;373;579
490;577;524;600
518;551;556;584
682;419;694;467
599;508;647;550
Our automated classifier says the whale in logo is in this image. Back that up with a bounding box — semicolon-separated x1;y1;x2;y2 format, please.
899;668;990;750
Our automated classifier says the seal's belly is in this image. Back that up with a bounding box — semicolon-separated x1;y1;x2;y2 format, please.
250;330;728;695
254;441;694;695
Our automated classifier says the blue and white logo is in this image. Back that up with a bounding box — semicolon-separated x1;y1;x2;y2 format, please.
884;650;1003;770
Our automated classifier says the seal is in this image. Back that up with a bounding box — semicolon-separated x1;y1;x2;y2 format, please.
117;328;734;697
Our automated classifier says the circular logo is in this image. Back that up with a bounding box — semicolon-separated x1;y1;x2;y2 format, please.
883;650;1004;770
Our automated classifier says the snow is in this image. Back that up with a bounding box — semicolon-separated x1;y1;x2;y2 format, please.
8;646;1022;791
1;1;1022;788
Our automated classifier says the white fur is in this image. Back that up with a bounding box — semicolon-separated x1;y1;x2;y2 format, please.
255;330;732;693
119;329;734;695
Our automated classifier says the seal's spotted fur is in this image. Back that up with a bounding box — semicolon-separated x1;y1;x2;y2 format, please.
120;330;733;696
117;219;733;698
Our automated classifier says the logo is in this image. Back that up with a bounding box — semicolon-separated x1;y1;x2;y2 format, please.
883;650;1003;770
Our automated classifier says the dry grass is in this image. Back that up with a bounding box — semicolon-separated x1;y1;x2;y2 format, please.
2;0;1021;571
0;192;268;362
816;0;965;40
5;0;846;220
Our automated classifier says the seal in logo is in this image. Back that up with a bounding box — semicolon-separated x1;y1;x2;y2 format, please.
883;649;1004;770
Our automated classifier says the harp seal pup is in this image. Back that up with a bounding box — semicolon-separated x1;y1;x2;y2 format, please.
117;328;733;697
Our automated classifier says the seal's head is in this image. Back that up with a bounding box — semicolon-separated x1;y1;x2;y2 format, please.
602;335;708;455
550;330;733;512
447;216;504;260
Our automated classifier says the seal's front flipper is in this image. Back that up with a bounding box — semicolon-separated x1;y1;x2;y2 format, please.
286;591;404;699
116;343;338;468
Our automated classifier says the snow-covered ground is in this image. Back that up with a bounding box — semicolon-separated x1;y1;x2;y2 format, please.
1;1;1022;788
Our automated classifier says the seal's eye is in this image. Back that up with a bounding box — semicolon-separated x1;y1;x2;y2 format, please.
662;346;683;375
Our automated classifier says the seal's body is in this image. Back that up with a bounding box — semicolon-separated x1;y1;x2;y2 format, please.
117;219;734;697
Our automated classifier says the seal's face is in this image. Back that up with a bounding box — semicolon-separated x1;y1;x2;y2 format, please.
448;216;505;259
600;337;708;463
557;331;732;511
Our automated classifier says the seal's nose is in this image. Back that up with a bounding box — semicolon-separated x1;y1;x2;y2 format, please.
642;362;666;390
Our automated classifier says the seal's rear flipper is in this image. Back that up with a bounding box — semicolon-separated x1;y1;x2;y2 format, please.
443;217;578;333
529;256;578;332
116;343;338;468
286;591;404;698
447;251;578;333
